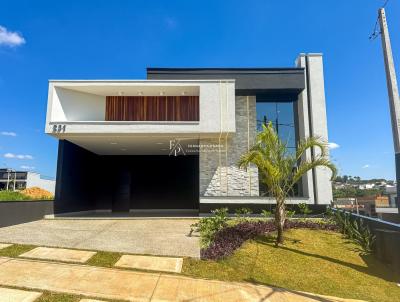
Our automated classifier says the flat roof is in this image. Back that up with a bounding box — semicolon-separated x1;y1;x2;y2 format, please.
147;67;305;95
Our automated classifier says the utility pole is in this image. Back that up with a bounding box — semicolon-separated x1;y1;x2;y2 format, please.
378;8;400;213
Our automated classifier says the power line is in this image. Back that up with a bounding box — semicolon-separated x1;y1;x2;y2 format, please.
369;0;390;40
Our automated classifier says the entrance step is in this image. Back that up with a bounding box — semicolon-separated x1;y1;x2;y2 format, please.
0;287;42;302
19;247;96;263
0;244;12;250
115;254;183;273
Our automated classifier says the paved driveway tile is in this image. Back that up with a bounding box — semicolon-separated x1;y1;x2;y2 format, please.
20;247;96;263
0;219;199;257
115;255;183;273
0;287;42;302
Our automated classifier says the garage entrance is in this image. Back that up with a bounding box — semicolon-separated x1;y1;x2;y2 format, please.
108;155;199;211
54;141;199;215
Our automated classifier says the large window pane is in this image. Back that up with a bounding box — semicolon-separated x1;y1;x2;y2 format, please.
256;96;300;196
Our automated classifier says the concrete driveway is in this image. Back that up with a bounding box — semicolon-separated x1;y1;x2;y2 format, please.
0;219;200;258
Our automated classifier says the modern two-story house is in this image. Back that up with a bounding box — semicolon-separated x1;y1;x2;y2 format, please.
45;53;333;216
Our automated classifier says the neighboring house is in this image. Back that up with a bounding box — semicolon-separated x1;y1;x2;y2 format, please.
358;183;375;190
0;169;56;194
384;184;397;206
45;53;333;215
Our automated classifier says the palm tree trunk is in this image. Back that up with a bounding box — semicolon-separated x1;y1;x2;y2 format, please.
275;198;286;245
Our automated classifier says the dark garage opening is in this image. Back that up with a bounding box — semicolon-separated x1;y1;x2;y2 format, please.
54;141;199;214
108;155;200;211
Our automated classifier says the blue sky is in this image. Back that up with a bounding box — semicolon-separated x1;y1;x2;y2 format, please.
0;0;399;180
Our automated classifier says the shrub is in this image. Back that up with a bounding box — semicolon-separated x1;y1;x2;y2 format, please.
286;210;296;218
298;203;312;216
201;221;276;259
189;208;229;248
261;209;272;219
235;207;253;220
331;210;375;253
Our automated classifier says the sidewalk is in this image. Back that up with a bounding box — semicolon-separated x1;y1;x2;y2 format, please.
0;257;365;302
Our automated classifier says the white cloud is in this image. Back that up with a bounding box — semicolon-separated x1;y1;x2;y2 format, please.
362;164;370;169
328;142;340;150
1;131;17;137
20;165;35;170
4;153;33;160
0;25;25;47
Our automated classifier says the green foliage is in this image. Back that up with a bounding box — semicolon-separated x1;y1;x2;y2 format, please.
298;203;312;216
261;209;272;219
333;187;384;198
235;207;252;220
238;122;336;244
285;210;296;218
238;122;337;200
332;210;376;253
0;190;31;201
189;208;229;248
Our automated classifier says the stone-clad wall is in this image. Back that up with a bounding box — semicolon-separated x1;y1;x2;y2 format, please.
200;96;259;196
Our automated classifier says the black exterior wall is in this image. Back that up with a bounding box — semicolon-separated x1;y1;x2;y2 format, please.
147;68;305;96
55;140;199;214
54;140;98;214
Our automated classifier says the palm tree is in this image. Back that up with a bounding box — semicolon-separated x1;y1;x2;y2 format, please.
238;122;337;245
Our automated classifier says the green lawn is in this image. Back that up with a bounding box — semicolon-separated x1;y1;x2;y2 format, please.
183;229;400;302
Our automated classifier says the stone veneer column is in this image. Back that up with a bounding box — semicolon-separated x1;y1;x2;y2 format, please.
199;96;259;196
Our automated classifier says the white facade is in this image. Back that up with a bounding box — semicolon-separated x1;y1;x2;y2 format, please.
46;54;334;211
46;80;236;140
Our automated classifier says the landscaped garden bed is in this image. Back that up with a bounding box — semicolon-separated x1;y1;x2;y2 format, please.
184;207;400;302
201;219;339;260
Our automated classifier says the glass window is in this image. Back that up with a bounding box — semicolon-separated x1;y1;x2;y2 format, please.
256;98;296;150
256;96;300;196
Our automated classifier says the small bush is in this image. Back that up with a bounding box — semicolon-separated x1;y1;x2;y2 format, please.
201;221;276;259
298;203;312;216
331;209;375;253
261;209;272;219
235;207;252;220
189;208;229;248
286;210;296;218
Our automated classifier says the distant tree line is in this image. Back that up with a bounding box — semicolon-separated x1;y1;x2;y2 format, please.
333;187;384;199
335;175;393;185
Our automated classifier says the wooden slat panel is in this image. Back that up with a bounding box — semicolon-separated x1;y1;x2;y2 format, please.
105;96;199;121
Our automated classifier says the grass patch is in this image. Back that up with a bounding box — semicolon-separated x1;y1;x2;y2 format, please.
36;291;124;302
183;229;400;302
37;292;80;302
86;251;122;267
0;244;35;257
0;190;32;201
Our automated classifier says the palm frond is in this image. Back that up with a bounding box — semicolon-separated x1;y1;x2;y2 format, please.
291;157;337;188
295;136;328;161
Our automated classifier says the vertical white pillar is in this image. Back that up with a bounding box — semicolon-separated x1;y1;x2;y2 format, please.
305;54;333;204
295;54;315;203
